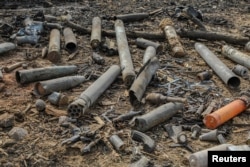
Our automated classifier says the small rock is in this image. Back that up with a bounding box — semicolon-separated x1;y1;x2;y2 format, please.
8;127;28;141
35;99;46;112
0;113;14;128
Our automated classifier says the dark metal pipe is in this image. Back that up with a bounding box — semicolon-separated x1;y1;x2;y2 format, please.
232;64;249;78
34;76;86;96
136;38;163;53
16;35;40;45
135;102;184;132
131;130;155;153
63;27;77;53
67;65;121;118
0;42;16;55
115;19;135;86
195;43;240;89
222;45;250;69
129;57;159;106
16;65;77;84
48;29;61;63
90;17;101;49
115;13;149;22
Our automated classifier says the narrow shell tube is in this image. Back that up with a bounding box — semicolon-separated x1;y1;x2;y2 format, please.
90;17;101;49
195;43;240;89
16;65;77;84
189;144;233;167
142;46;157;64
115;13;149;22
136;38;163;53
164;26;186;57
109;134;125;151
16;35;40;45
222;45;250;69
67;65;121;118
129;57;159;106
115;19;135;86
203;97;248;129
48;29;61;63
34;76;86;96
135;102;184;132
63;27;77;53
130;156;149;167
0;42;16;55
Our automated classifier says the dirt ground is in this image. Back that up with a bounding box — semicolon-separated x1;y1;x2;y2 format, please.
0;0;250;167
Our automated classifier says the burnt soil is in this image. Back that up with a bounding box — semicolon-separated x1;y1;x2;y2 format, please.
0;0;250;167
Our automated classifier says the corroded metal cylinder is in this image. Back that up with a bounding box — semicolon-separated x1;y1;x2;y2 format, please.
0;42;16;55
63;27;77;53
115;19;135;86
222;45;250;69
197;70;213;81
135;102;184;132
67;65;121;118
109;134;125;151
3;62;23;73
163;25;186;57
16;65;77;84
136;38;163;53
48;92;68;106
90;17;101;49
48;29;61;63
195;43;240;89
189;144;233;167
232;64;249;78
142;46;157;64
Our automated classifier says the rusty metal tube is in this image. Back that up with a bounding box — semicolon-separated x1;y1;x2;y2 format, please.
189;144;233;167
63;27;77;53
115;19;135;86
135;102;184;132
3;62;23;73
48;29;61;63
142;46;157;64
195;42;240;89
90;17;101;49
67;65;121;118
115;13;149;22
203;94;250;129
34;76;86;96
136;38;163;53
161;19;186;57
129;57;159;106
0;42;16;55
222;45;250;69
16;65;77;84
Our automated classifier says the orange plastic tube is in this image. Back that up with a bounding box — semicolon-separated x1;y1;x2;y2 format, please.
203;99;247;129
